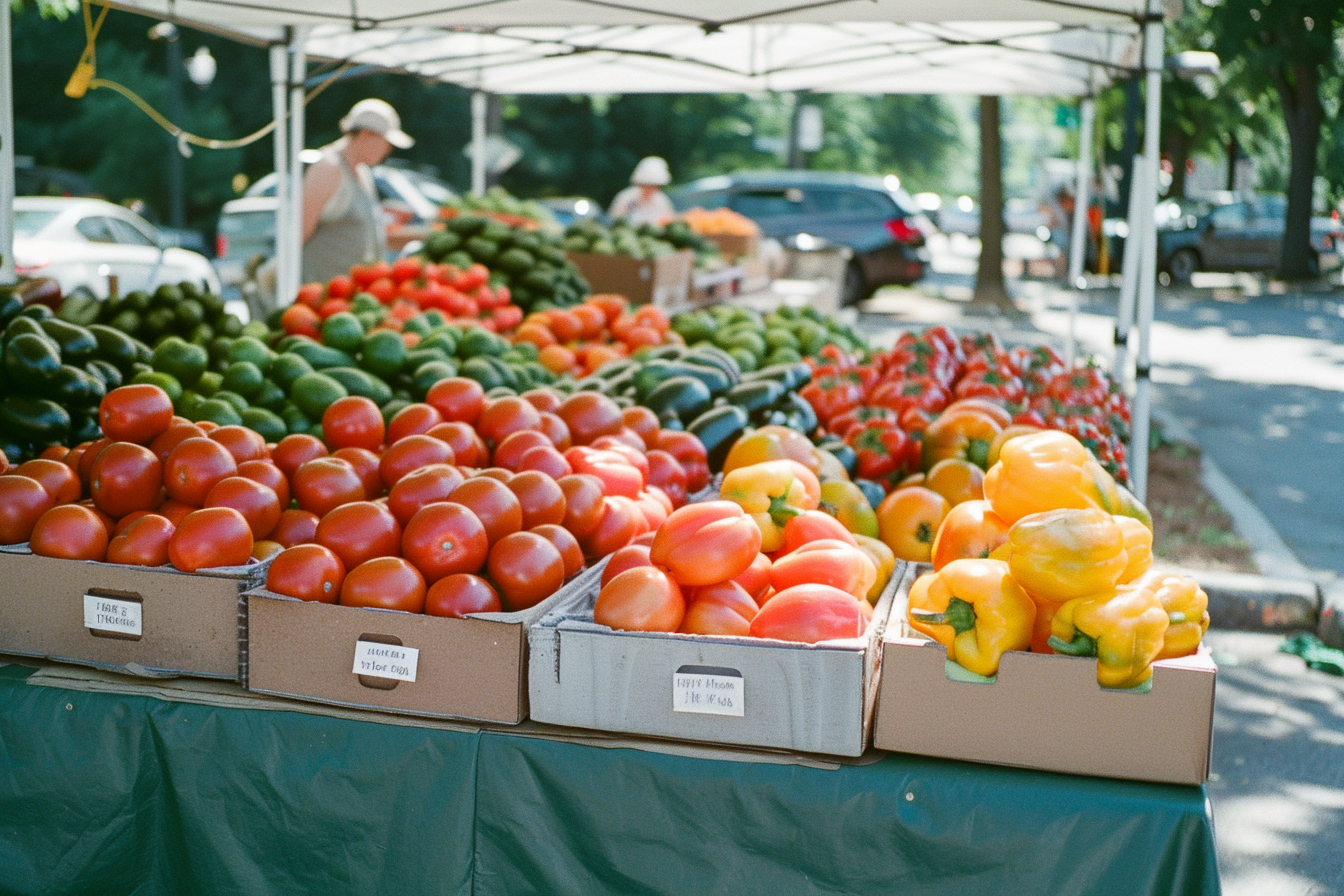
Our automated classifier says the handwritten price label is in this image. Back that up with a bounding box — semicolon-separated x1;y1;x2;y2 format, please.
83;595;142;636
672;665;744;717
352;641;419;682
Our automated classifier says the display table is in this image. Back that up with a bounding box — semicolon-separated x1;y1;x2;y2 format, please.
0;662;1220;896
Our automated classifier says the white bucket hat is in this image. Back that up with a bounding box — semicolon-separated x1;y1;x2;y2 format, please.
340;98;415;149
630;156;671;186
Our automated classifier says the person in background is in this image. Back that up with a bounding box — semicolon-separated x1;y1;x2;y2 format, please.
300;99;414;285
1042;185;1076;279
608;156;676;226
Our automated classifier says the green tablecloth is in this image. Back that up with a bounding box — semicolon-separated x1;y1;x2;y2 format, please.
0;664;1220;896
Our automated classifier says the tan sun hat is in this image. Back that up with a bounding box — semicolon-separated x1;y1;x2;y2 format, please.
630;156;671;186
340;99;415;149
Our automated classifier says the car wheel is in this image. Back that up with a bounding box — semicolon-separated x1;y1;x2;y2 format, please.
841;261;868;306
1167;248;1198;285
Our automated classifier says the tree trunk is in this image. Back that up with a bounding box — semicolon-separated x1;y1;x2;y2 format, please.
972;96;1016;313
1272;61;1324;280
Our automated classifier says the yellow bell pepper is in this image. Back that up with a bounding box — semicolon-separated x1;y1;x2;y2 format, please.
813;447;852;482
1006;508;1129;605
906;559;1035;677
722;426;822;476
852;533;896;604
1114;515;1153;584
720;459;821;552
983;430;1141;526
1133;572;1210;659
920;406;1004;472
1048;585;1170;689
819;479;880;539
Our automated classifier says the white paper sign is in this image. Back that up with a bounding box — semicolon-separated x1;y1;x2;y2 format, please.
672;665;744;717
83;594;142;636
352;641;419;682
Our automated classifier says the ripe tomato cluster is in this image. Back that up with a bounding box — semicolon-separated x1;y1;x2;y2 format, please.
592;479;894;645
514;294;676;377
260;378;712;618
281;256;523;341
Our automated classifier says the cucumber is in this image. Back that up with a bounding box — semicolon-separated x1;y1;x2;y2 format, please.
687;405;749;472
642;376;712;423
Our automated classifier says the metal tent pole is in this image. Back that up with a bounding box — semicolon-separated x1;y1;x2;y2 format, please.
471;91;487;197
1113;155;1148;383
269;42;290;308
1065;95;1096;366
286;29;307;302
0;4;15;285
1130;0;1165;503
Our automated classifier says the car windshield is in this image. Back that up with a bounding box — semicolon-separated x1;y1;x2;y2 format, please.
14;209;61;238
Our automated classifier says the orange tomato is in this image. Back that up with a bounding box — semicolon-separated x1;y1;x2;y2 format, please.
929;499;1010;571
923;457;986;507
748;583;867;643
537;344;577;374
679;579;757;636
594;566;684;633
876;485;951;563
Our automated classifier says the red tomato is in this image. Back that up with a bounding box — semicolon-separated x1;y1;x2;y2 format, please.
378;434;454;489
556;392;623;446
331;447;382;500
270;508;320;548
281;304;321;338
236;460;291;510
340;557;426;613
520;388;562;415
267;544;345;603
425;574;501;618
29;504;109;560
733;552;773;606
768;539;877;602
651;430;710;492
315;501;402;570
650;501;762;587
593;566;684;632
88;442;163;519
386;463;465;527
679;580;758;636
386;403;444;444
557;474;605;538
449;477;522;544
779;510;859;554
205;476;282;540
0;475;56;544
169;507;253;572
644;450;688;508
565;446;643;499
537;412;572;450
600;543;653;587
12;458;83;505
98;384;174;445
578;495;646;560
322;396;385;451
529;523;584;578
209;425;268;464
748;584;868;644
592;429;646;453
506;470;567;529
492;430;551;471
326;274;354;300
270;433;328;480
633;490;670;530
401;501;489;582
487;531;565;611
291;457;366;517
425;377;486;425
475;467;514;483
587;438;650;480
156;499;195;527
163;437;238;507
106;514;174;567
295;282;325;307
516;445;572;480
476;396;542;447
426;421;483;468
77;437;113;486
620;406;660;444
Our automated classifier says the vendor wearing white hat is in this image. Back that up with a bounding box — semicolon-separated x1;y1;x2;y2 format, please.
300;98;415;285
608;156;676;227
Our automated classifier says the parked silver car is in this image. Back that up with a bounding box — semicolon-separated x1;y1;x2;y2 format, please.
13;196;220;299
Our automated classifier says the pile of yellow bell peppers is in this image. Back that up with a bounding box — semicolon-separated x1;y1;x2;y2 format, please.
907;430;1210;688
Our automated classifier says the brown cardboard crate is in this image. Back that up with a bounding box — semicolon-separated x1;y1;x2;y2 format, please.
872;573;1216;785
527;561;911;756
243;565;603;723
0;547;264;680
705;232;760;262
566;250;693;307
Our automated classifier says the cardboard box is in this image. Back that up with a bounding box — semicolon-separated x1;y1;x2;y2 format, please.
872;577;1216;785
242;566;602;723
527;562;910;757
0;547;264;680
566;250;694;307
705;231;760;262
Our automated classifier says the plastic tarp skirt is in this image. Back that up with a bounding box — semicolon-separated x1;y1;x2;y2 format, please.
0;665;1220;896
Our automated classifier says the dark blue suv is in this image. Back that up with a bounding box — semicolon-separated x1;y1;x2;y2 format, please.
668;171;932;304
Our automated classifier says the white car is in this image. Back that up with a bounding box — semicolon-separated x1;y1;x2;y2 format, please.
13;196;221;300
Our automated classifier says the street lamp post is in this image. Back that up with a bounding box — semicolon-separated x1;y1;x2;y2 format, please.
147;25;217;231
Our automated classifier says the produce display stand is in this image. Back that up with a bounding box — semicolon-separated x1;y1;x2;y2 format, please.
0;660;1219;896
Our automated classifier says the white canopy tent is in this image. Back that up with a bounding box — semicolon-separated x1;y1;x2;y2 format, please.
1;0;1167;497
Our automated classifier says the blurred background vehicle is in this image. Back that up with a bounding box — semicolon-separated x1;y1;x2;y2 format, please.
668;170;933;304
12;196;221;300
214;160;458;300
536;196;603;227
